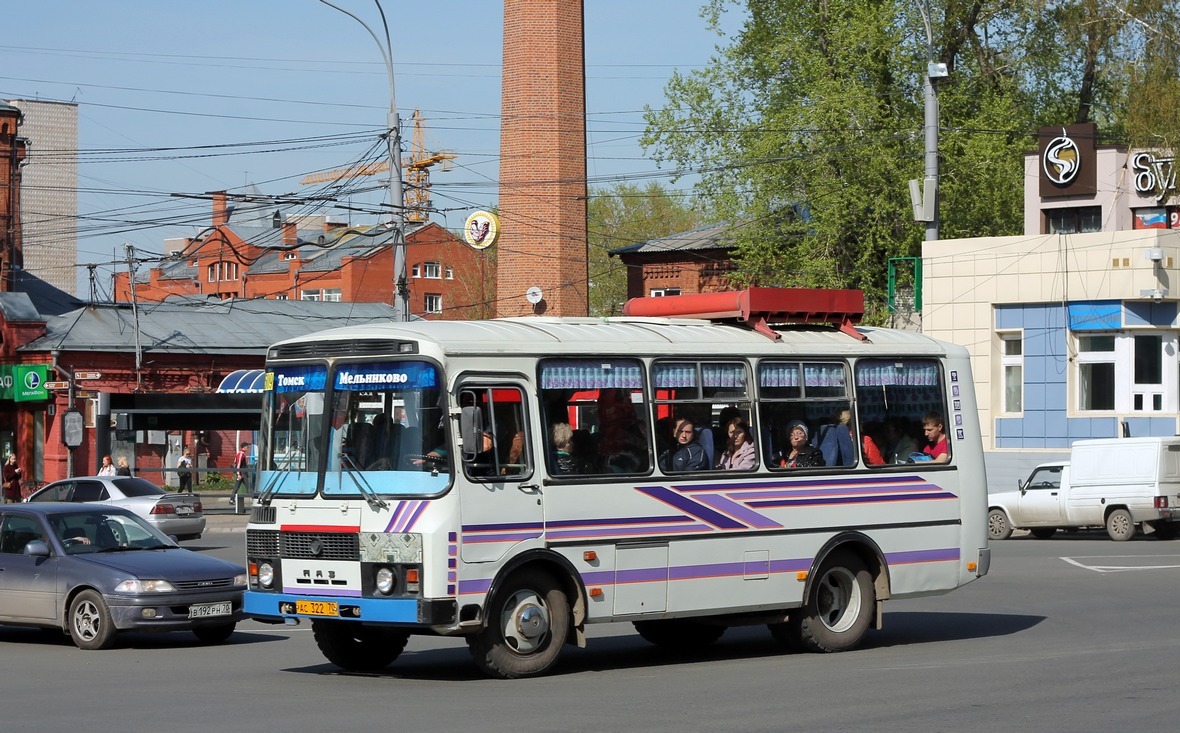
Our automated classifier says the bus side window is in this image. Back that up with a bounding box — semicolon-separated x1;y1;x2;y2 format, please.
853;358;948;466
460;385;531;480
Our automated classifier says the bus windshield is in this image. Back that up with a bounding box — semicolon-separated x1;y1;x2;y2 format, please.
261;364;329;496
323;360;449;497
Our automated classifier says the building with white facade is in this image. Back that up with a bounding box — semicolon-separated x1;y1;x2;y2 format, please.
923;123;1180;487
7;99;78;295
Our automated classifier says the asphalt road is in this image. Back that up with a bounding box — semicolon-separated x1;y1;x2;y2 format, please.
4;530;1179;732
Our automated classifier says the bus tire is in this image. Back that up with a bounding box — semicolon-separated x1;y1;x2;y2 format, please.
1106;508;1136;542
988;509;1013;540
312;620;409;672
633;619;725;649
468;569;569;679
1029;527;1057;540
795;550;874;653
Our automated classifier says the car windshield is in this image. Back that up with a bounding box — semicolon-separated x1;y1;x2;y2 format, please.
50;510;174;555
110;478;167;497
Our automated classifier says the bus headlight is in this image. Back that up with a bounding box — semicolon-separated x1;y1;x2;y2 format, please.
258;562;275;589
375;566;396;595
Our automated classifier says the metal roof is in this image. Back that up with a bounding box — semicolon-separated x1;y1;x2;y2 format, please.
19;297;400;355
609;221;737;256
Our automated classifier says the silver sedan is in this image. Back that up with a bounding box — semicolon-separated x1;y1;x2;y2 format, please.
26;476;205;540
0;503;245;649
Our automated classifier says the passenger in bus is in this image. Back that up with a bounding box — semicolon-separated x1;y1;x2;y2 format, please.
551;423;576;474
861;422;887;465
813;410;855;466
921;412;950;463
884;418;918;463
718;416;756;470
659;417;710;472
502;430;526;476
778;422;824;468
469;430;497;476
570;429;600;473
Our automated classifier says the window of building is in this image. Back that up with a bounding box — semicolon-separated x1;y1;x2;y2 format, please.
300;289;341;302
1045;206;1102;234
650;287;681;297
445;267;454;280
423;261;442;279
1076;334;1117;411
411;264;421;278
207;264;217;282
1073;331;1178;413
1000;333;1023;414
424;294;442;314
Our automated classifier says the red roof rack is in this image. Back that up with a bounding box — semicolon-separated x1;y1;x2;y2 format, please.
621;287;866;341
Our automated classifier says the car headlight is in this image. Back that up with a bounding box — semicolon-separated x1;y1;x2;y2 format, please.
115;579;177;593
258;562;274;589
375;566;396;595
233;573;248;588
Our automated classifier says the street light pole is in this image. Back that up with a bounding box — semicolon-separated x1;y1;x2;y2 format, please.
319;0;409;321
914;0;947;242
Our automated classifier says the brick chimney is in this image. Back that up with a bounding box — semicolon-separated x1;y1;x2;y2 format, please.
212;192;228;226
282;221;298;248
496;0;588;317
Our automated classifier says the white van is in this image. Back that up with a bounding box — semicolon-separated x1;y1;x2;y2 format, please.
988;436;1180;541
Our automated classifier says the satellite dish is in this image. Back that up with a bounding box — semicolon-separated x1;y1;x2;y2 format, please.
525;287;543;305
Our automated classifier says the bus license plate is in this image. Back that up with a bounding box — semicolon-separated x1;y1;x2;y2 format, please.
296;600;339;617
189;601;232;619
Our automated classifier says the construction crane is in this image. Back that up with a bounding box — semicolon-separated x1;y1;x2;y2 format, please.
300;108;455;223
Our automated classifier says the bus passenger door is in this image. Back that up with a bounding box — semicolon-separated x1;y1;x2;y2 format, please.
458;382;541;563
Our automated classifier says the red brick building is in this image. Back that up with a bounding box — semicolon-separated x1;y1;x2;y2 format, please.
1;102;27;292
611;222;739;299
115;193;494;320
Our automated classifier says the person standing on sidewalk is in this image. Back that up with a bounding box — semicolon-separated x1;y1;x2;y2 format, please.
231;442;250;513
2;454;21;503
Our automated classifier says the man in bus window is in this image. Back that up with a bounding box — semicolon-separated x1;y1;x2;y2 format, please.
922;412;950;463
660;418;710;472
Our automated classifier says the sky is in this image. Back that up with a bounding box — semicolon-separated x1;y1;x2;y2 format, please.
1;1;745;298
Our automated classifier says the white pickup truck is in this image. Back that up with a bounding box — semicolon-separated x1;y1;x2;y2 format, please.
988;437;1180;541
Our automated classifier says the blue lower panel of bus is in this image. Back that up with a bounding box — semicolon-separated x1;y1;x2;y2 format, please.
244;590;420;624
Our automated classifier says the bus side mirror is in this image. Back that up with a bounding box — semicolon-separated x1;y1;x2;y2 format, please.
459;406;483;461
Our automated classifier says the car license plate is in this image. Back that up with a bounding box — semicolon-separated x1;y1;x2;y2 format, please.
175;506;193;516
296;600;339;617
189;601;232;619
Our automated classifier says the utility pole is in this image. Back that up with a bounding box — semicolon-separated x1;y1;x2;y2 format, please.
319;0;409;321
910;0;947;241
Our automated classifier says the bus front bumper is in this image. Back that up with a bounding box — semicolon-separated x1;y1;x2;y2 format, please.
244;591;456;626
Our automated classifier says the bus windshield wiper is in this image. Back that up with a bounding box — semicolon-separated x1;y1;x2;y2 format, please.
257;451;300;508
338;452;389;511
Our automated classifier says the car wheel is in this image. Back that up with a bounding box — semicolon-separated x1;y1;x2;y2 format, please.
988;509;1013;540
1106;508;1136;541
633;619;725;649
312;620;409;671
467;569;570;679
192;623;236;644
69;590;118;650
794;550;874;653
1029;527;1057;540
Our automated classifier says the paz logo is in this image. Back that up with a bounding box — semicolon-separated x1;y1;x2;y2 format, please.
23;370;41;391
1043;128;1081;186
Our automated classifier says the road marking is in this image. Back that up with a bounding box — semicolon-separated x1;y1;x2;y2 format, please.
1061;555;1180;573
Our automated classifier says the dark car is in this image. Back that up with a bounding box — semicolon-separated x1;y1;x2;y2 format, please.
0;503;245;649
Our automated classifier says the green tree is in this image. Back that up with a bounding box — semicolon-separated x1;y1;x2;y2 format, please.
643;0;1180;323
587;182;709;316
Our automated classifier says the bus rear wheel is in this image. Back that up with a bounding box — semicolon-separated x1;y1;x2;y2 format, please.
794;550;874;653
468;570;570;679
633;619;726;650
312;620;409;672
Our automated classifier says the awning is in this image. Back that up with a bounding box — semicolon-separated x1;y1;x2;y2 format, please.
217;369;266;393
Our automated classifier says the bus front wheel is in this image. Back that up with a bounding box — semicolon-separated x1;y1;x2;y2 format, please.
794;550;874;653
468;570;570;679
312;620;409;672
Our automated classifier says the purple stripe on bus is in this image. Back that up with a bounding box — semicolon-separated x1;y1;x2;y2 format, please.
637;486;746;529
677;474;932;492
748;492;956;508
400;501;429;532
448;532;457;542
694;494;782;529
546;523;711;540
463;521;546;532
729;482;937;501
886;547;960;564
580;570;615;585
383;501;408;533
546;514;691;529
463;532;543;544
457;578;492;595
390;500;419;533
616;567;670;584
282;587;362;598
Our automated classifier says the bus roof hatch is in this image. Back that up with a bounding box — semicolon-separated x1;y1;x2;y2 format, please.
621;287;866;341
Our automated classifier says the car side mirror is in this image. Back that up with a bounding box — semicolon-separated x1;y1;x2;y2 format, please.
24;540;50;557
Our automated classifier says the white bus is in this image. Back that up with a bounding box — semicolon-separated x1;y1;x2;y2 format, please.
243;288;990;678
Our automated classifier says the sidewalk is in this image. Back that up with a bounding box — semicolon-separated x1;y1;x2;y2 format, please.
201;494;251;534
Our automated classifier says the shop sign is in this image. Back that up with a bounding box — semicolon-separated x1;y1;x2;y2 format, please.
0;365;49;402
1039;123;1097;198
1132;152;1178;202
